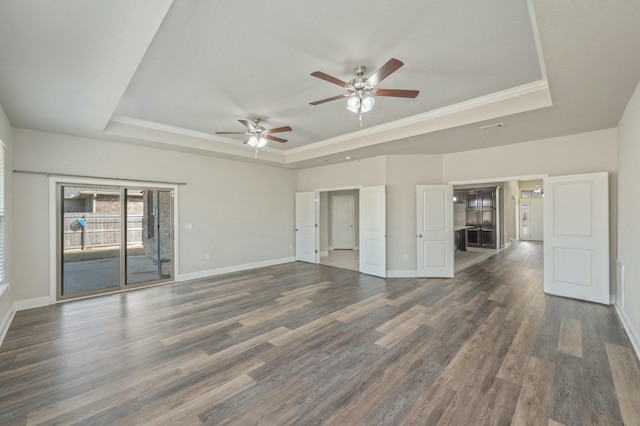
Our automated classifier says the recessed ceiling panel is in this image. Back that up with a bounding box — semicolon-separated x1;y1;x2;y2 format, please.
114;0;542;150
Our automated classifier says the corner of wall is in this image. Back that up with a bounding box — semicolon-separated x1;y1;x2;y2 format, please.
0;283;16;346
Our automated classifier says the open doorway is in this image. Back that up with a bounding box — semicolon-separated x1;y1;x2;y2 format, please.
452;184;500;273
295;185;386;277
450;176;545;273
318;190;359;272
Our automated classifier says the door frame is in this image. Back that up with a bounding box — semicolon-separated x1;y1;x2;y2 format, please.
314;185;365;271
331;195;355;250
49;176;180;304
450;174;546;250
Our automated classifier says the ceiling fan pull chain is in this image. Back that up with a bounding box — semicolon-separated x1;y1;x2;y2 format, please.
254;148;259;159
359;113;363;128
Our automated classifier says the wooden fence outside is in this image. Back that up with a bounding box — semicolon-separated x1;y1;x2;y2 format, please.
63;213;143;251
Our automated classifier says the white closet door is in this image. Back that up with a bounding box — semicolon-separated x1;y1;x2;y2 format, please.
295;192;317;263
416;185;454;278
359;186;386;278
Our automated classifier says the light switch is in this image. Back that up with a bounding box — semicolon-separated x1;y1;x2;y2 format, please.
185;223;193;230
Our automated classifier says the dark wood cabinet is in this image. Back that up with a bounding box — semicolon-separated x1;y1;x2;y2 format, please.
466;192;479;209
464;187;497;249
454;228;467;251
467;227;480;245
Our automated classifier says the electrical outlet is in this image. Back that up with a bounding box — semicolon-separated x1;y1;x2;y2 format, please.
403;253;408;260
185;223;193;230
205;252;210;260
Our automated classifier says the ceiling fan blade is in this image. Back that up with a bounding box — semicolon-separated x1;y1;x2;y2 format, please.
309;93;349;105
365;58;404;87
265;134;287;143
216;131;249;135
238;119;255;131
264;126;292;134
374;88;420;98
310;71;351;89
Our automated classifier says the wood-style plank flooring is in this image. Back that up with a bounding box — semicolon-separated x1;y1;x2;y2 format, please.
1;242;639;425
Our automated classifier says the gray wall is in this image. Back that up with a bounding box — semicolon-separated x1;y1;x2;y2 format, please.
617;80;640;351
0;104;14;332
11;128;297;302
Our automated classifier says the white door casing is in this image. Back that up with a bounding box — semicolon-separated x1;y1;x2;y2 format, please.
332;196;354;249
295;192;317;263
416;185;454;278
359;186;386;278
543;172;609;304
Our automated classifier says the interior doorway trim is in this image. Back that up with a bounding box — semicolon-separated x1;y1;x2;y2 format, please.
332;195;355;250
48;176;180;304
448;174;548;186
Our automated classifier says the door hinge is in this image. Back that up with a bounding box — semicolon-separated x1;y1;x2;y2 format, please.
315;250;318;253
315;224;318;228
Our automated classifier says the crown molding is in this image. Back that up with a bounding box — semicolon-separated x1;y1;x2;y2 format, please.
284;79;551;164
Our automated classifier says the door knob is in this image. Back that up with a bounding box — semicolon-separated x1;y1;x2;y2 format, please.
417;234;422;238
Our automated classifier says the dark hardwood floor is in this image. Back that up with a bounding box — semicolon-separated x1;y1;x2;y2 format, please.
1;242;639;425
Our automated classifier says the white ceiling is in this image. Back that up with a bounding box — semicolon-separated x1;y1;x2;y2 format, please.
0;0;639;169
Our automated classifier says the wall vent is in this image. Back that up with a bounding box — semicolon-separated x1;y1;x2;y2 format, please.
479;123;504;132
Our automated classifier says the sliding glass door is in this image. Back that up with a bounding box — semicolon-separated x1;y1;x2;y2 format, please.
59;184;174;299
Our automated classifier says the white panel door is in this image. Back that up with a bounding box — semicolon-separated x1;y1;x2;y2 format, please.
416;185;454;277
359;186;386;278
544;172;609;304
332;196;354;249
295;192;317;263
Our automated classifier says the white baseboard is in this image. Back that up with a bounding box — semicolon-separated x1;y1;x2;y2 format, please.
178;256;295;282
320;251;328;257
0;304;16;347
14;296;50;311
387;270;417;278
615;304;640;363
503;241;512;249
328;246;333;251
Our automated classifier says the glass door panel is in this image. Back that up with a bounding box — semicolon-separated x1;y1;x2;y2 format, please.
157;190;174;280
125;189;173;285
61;185;121;297
126;189;156;285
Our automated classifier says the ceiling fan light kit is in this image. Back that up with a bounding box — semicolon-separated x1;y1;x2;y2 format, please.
310;58;420;127
246;135;267;148
215;58;418;154
215;117;292;157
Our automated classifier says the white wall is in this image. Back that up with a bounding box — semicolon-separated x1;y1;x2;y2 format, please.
12;129;297;302
616;80;640;354
298;155;442;274
503;180;518;245
297;156;386;191
0;104;14;341
385;155;443;275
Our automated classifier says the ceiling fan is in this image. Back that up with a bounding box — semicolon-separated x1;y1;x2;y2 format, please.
216;118;292;153
309;58;419;127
